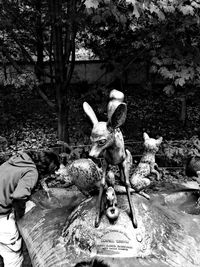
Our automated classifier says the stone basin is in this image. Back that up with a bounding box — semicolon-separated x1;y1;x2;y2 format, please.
17;184;200;267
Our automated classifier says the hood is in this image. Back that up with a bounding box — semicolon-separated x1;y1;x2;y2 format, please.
8;151;36;168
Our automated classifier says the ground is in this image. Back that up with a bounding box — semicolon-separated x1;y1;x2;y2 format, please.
0;84;200;151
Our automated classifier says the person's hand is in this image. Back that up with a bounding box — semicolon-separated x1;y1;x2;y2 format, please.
12;199;27;220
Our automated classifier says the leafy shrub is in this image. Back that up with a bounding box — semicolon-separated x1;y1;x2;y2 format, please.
163;135;200;164
3;71;38;90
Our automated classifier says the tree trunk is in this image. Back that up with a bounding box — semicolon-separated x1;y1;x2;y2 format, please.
3;61;7;81
179;95;187;126
49;28;54;86
57;96;69;143
49;0;69;141
49;0;78;142
35;0;44;82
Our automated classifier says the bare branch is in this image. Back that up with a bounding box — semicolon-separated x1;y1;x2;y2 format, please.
56;140;72;152
35;86;56;109
194;149;200;157
193;139;200;151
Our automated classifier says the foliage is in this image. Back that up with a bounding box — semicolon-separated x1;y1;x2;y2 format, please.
163;136;200;164
82;0;200;94
2;71;38;89
1;0;200;143
0;0;90;142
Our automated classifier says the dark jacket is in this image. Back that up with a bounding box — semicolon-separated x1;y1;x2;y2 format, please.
0;152;38;215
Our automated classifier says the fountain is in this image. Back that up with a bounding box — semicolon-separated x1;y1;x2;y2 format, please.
17;90;200;267
17;184;200;267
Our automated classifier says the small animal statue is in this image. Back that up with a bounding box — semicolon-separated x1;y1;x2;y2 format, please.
185;139;200;178
185;156;200;177
56;159;136;197
105;186;119;223
130;132;163;196
83;89;137;228
56;158;102;197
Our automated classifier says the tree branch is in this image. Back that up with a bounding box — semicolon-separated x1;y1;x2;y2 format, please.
35;86;55;109
0;8;55;80
4;1;51;58
194;149;200;157
0;38;55;109
194;139;200;151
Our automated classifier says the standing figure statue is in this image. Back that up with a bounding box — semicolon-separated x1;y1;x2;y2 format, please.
83;89;137;228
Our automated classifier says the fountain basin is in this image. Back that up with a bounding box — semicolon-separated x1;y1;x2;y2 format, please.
17;185;200;267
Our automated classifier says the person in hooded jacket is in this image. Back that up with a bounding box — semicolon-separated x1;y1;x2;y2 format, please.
0;149;60;267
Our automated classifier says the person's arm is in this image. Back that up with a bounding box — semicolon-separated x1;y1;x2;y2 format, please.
12;199;26;220
11;169;39;200
11;169;38;220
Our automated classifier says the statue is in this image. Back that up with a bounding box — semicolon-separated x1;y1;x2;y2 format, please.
83;89;137;228
130;132;163;198
186;138;200;178
15;91;200;267
105;186;119;223
56;158;101;197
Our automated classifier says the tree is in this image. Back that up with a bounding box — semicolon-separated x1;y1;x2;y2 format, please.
83;0;200;124
48;0;85;142
84;0;200;84
0;0;87;142
1;0;200;141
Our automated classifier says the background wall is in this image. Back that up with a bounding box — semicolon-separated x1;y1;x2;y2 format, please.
0;60;153;86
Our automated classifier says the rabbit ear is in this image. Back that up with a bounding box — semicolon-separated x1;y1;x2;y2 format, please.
83;102;98;125
108;103;127;129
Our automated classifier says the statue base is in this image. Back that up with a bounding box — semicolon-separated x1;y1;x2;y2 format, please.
18;186;200;267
